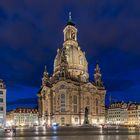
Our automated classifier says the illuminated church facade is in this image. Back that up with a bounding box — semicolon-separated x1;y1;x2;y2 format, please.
38;14;106;126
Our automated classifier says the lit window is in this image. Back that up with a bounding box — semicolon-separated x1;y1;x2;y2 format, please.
61;94;65;112
0;114;3;118
0;91;3;95
0;107;3;111
74;105;77;113
73;95;78;113
0;98;3;103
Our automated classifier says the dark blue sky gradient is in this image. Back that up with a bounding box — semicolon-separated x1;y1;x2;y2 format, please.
0;0;140;110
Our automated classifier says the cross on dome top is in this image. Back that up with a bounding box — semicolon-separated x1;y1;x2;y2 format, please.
67;12;75;26
69;12;72;21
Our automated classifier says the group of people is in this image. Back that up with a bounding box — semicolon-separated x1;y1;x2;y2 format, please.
4;127;16;136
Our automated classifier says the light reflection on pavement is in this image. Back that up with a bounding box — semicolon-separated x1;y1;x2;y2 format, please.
0;127;140;140
1;135;140;140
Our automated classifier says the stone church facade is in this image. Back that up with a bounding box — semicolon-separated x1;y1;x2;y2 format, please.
38;14;106;126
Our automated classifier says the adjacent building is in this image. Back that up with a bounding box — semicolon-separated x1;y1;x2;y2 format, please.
138;105;140;125
107;102;140;126
0;79;6;128
127;103;140;126
6;108;38;127
107;102;128;125
38;14;106;126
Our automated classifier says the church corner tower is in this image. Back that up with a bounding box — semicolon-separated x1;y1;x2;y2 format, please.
93;63;106;122
94;63;104;88
38;13;106;126
41;66;49;87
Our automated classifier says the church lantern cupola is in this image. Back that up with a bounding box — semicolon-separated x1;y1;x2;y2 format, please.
63;12;78;47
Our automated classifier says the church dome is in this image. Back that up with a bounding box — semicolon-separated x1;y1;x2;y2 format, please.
53;14;89;81
54;45;88;80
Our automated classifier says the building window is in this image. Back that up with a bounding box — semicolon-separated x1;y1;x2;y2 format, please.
0;114;3;119
86;97;90;105
61;117;65;125
74;106;77;113
73;95;77;104
73;95;78;113
75;117;78;122
61;94;65;112
0;98;3;103
96;98;98;106
0;107;3;111
0;91;3;95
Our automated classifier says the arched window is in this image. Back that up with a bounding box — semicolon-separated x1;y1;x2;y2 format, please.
73;95;77;104
61;94;65;112
96;98;98;106
61;117;65;125
61;94;65;103
86;97;90;105
73;95;78;113
95;98;99;114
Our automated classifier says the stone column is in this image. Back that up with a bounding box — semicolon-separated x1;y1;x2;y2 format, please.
48;90;53;125
42;96;45;123
38;97;42;125
48;94;51;125
69;93;72;124
78;86;81;125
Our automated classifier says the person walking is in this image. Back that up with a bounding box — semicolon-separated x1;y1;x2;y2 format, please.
12;127;16;137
